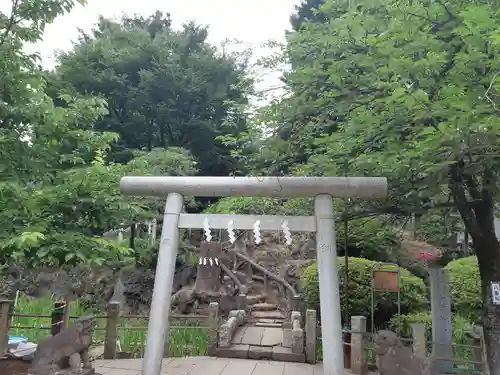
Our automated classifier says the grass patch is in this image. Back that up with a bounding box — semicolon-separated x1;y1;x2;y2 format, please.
9;296;209;358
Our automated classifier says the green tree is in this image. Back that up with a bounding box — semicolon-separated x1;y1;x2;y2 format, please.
268;0;500;368
290;0;327;31
0;1;198;269
0;0;116;266
49;13;253;177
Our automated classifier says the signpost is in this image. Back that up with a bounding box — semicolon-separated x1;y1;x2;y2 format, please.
371;266;401;333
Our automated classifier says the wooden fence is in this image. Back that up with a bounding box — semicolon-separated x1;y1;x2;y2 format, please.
0;298;218;360
305;312;487;374
0;298;488;373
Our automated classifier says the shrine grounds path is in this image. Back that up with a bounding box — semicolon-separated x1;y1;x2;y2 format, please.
92;357;370;375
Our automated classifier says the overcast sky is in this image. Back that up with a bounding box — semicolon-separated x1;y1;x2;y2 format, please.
19;0;301;99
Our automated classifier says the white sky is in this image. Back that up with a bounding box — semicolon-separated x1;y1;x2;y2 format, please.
23;0;301;100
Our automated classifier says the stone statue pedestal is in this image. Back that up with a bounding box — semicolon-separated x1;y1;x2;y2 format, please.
56;368;99;375
30;369;100;375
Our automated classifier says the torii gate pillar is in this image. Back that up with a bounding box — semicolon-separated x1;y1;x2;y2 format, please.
120;176;387;375
142;192;183;375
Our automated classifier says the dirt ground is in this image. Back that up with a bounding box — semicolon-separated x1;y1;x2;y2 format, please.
2;359;31;375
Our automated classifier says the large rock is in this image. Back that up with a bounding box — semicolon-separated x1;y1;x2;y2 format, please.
0;262;197;315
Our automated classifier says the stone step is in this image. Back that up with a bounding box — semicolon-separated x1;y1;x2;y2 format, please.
254;322;282;328
252;318;283;325
247;319;285;326
251;302;278;311
231;326;281;346
250;310;285;320
215;344;305;363
246;294;267;305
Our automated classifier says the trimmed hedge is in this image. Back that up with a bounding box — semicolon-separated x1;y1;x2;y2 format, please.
445;256;482;323
300;257;428;326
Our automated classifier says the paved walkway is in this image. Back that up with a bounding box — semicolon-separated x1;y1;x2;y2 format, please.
92;356;355;375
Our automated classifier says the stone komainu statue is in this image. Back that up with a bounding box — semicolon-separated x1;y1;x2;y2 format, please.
29;316;99;375
375;330;437;375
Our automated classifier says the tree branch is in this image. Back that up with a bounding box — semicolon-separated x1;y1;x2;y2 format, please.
463;171;481;201
434;0;456;20
482;168;496;205
0;0;19;47
484;71;500;111
448;163;482;240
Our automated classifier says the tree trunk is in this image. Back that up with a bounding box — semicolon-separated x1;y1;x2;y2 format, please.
475;234;500;375
147;120;153;151
159;124;166;148
129;222;136;250
449;164;499;373
466;201;500;374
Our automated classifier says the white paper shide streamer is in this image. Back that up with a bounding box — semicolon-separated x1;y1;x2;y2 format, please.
281;220;292;245
253;220;261;245
203;216;212;242
200;216;214;266
200;256;218;266
227;220;236;244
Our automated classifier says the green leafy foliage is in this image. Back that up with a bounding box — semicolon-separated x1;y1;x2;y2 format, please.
338;218;400;260
247;2;500;365
389;312;474;345
0;1;198;269
415;210;463;246
445;256;482;323
300;258;428;326
0;146;197;267
290;0;327;31
281;0;499;209
49;13;253;177
205;197;280;215
253;0;500;257
389;312;433;339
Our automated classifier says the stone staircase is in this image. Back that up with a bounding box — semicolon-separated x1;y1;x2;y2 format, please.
248;303;285;327
215;299;305;362
194;240;310;363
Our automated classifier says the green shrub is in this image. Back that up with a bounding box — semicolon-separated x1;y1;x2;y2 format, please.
205;197;280;215
205;196;313;215
336;219;400;261
389;312;476;362
388;311;433;339
300;257;428;327
445;256;482;323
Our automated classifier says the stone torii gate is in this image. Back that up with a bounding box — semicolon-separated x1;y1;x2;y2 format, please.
119;176;387;375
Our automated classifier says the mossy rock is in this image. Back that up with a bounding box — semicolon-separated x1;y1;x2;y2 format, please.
300;257;428;326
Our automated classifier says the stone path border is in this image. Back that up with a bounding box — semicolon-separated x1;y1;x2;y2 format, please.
92;357;370;375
